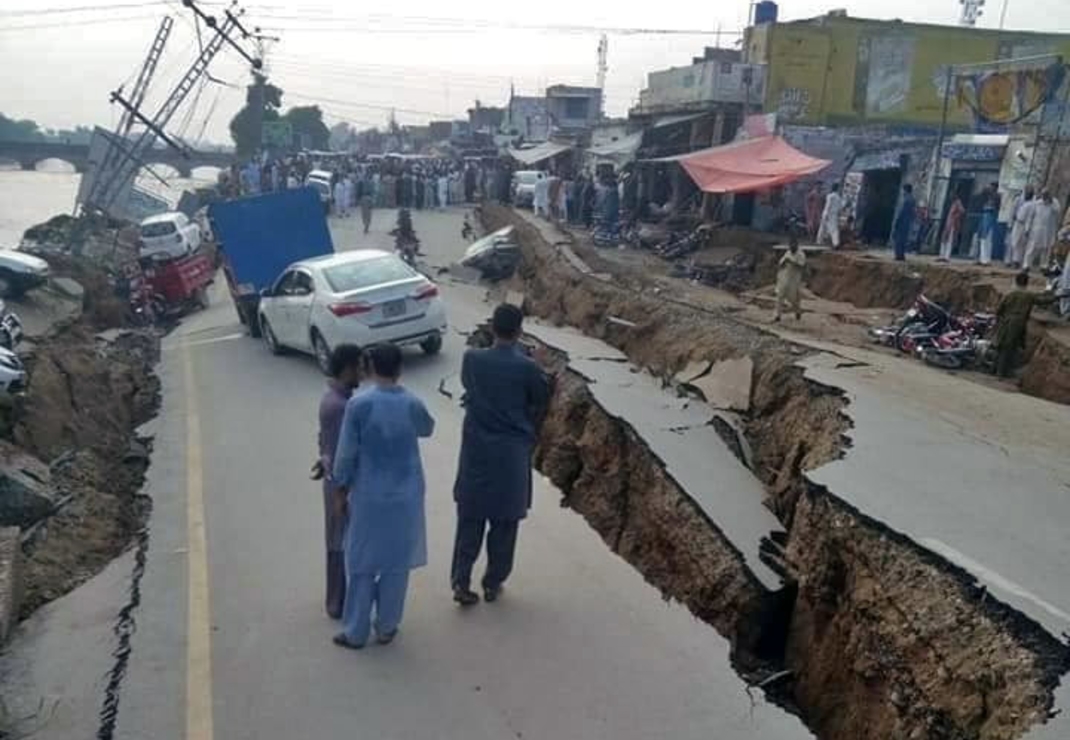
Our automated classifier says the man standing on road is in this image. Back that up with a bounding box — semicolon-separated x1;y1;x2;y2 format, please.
331;344;435;649
451;304;550;606
358;175;374;235
314;344;364;619
892;184;916;262
816;183;843;249
1024;190;1060;270
993;271;1056;378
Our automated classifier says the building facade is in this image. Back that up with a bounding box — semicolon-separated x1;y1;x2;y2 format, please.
746;14;1070;129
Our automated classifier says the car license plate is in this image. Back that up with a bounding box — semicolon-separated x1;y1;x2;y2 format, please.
383;299;407;318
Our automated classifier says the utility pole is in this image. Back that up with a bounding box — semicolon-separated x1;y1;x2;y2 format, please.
596;34;608;119
89;1;262;216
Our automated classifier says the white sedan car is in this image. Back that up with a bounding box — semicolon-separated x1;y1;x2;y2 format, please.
258;250;447;373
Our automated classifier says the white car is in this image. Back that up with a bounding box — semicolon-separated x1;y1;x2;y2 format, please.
139;212;201;260
512;170;545;208
258;250;448;373
305;170;334;206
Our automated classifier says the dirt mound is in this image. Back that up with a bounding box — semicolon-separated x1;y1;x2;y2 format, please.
13;324;159;617
807;254;1004;311
485;203;1070;740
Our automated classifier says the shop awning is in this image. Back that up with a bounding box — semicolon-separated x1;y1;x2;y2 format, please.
586;132;643;164
647;136;831;194
508;141;572;165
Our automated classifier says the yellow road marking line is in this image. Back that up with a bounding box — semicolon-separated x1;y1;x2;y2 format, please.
184;346;214;740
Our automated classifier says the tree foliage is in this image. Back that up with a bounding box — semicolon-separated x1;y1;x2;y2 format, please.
228;75;283;157
0;113;93;144
228;78;330;155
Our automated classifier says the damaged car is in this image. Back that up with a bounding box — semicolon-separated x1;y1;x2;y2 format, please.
0;249;50;298
459;226;521;281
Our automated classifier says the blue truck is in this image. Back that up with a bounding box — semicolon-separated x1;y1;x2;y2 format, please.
208;187;333;337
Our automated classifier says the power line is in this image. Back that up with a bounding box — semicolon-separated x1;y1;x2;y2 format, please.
0;1;168;16
0;12;161;31
244;9;730;36
282;89;450;119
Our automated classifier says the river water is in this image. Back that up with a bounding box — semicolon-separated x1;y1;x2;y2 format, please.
0;164;218;247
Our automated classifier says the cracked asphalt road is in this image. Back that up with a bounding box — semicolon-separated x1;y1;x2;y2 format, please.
60;206;808;740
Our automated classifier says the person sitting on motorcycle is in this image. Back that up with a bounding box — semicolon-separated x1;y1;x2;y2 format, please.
993;271;1056;378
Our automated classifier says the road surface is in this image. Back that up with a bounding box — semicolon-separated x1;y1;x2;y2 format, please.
0;206;810;740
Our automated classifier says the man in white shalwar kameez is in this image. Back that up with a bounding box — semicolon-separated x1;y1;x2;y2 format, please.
816;184;843;249
533;175;550;218
1024;191;1060;270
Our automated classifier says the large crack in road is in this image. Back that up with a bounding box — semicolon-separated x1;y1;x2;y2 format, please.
482;204;1070;740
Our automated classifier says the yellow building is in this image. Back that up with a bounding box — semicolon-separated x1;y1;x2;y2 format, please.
745;14;1070;129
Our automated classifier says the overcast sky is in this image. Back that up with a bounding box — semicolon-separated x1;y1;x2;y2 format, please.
1;0;1068;146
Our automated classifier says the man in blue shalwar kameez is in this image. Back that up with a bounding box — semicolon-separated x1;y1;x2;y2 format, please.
451;304;551;606
331;344;435;650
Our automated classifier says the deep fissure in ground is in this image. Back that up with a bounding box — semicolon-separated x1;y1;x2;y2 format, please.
482;205;1070;740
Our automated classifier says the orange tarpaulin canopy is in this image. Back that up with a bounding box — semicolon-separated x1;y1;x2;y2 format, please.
652;136;831;194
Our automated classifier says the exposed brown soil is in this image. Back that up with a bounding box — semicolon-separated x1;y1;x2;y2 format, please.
533;356;776;663
483;203;1070;740
9;252;161;618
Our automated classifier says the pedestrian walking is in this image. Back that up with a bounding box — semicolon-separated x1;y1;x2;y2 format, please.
892;184;916;262
331;344;435;650
976;182;1001;265
805;183;823;240
314;344;364;620
438;173;450;209
940;194;966;261
333;178;348;218
451;304;550;606
1006;187;1035;267
1024;190;1060;270
359;177;374;235
816;183;843;248
774;238;806;322
533;175;550;218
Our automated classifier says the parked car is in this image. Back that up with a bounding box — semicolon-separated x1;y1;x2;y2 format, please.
0;346;26;394
139;212;201;260
257;249;448;373
512;170;546;208
0;250;50;298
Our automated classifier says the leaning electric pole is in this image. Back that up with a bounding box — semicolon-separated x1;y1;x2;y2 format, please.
81;0;263;219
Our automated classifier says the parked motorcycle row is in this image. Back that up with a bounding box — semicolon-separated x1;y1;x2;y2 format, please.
869;293;1000;371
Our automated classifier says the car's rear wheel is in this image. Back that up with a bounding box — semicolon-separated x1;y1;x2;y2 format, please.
420;332;443;356
262;317;284;355
312;330;332;375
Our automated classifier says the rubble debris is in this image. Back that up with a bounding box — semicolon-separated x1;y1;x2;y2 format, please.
0;441;54;528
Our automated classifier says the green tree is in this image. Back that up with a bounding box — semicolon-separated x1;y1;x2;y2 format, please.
282;106;330;151
0;113;45;142
228;75;283;156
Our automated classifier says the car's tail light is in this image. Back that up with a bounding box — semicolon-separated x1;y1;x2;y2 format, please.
328;301;374;317
412;283;439;300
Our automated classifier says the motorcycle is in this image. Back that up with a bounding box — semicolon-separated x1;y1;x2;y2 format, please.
0;300;23;350
869;293;995;357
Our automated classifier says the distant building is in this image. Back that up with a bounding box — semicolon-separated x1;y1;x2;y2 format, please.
633;56;765;117
506;94;551;143
467;104;505;134
428;120;454;142
745;12;1070;129
545;85;603;133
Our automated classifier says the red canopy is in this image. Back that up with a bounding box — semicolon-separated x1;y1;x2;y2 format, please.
659;136;831;194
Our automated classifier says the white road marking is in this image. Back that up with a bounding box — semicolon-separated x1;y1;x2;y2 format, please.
164;332;245;351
